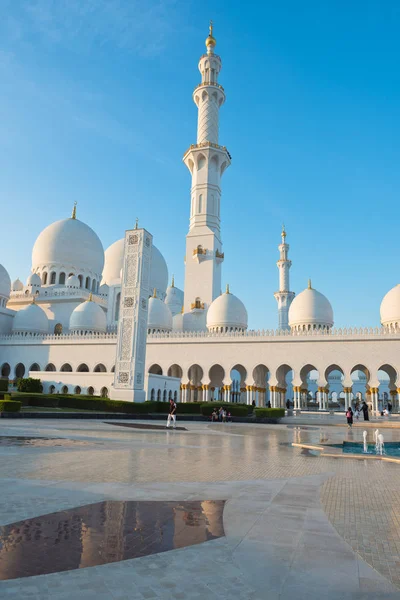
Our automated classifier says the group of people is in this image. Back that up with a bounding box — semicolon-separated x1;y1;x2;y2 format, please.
346;400;393;428
211;407;232;422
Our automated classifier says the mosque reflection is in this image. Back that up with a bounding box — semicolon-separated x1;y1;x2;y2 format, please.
0;500;225;580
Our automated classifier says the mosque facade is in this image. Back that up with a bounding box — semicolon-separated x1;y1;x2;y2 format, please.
0;26;399;414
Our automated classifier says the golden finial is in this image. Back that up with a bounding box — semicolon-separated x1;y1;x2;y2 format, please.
153;288;157;298
171;274;175;287
181;305;184;314
226;283;230;294
135;217;139;230
205;20;216;51
88;292;93;301
31;295;36;304
72;201;77;219
308;279;312;290
282;223;286;238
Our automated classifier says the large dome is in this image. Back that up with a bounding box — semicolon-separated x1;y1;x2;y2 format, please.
69;298;107;333
289;281;333;331
380;284;400;329
207;286;248;332
102;238;168;298
0;264;11;300
165;277;184;317
147;294;173;332
12;301;49;335
32;216;104;278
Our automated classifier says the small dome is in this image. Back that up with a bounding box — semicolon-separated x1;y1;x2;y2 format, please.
69;297;107;333
380;284;400;328
66;275;80;288
172;311;184;331
102;238;168;298
0;264;11;299
99;283;109;296
12;278;23;292
12;301;49;334
148;293;173;332
289;280;333;331
207;286;248;332
26;273;41;288
32;214;104;277
165;277;184;317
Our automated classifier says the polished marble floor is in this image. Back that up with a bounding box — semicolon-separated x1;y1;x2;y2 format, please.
0;419;400;599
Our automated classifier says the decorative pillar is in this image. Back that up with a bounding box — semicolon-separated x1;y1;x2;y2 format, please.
270;386;276;408
396;388;400;413
203;384;210;402
111;225;152;403
246;385;252;405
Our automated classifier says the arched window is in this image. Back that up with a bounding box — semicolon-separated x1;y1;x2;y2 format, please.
50;272;56;285
15;363;25;378
62;385;68;394
157;389;161;401
111;365;115;373
174;391;178;402
45;363;56;372
77;364;89;372
68;273;74;278
1;363;10;377
85;277;91;290
59;272;66;285
150;388;155;400
49;385;56;394
91;279;96;292
100;387;108;398
60;363;72;372
74;386;81;395
115;292;121;322
163;389;167;402
94;364;106;372
78;275;83;288
168;390;172;400
198;194;203;213
29;363;40;372
42;272;48;285
54;323;63;335
87;386;94;396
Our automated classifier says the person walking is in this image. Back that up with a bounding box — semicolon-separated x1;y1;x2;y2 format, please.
346;406;353;428
362;401;369;421
167;398;177;428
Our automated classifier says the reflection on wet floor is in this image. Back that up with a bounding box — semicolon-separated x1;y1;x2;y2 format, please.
0;437;94;448
106;422;188;432
0;500;225;580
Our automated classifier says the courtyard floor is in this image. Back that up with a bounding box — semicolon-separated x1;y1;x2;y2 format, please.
0;418;400;599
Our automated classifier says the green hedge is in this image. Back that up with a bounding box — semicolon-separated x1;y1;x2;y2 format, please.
0;379;8;392
254;408;285;419
200;403;249;417
0;400;22;412
16;378;43;393
145;401;203;414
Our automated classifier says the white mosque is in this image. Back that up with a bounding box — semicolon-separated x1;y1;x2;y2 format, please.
0;26;399;414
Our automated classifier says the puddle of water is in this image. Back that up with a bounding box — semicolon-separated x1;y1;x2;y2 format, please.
0;500;225;580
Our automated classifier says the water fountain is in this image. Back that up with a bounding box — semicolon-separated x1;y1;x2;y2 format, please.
374;429;379;453
377;433;385;455
363;430;368;453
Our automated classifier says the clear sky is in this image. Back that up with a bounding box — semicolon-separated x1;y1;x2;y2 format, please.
1;0;400;330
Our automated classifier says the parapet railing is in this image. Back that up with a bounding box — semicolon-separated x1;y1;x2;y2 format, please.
148;327;400;340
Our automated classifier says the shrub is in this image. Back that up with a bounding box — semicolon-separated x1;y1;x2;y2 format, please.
0;379;8;392
17;378;43;393
254;408;285;419
0;400;22;412
200;403;248;417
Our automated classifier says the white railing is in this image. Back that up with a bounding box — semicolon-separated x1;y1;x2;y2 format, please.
9;289;107;305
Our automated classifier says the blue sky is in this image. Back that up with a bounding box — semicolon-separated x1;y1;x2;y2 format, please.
1;0;400;329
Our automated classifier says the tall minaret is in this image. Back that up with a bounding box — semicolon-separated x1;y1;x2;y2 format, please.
182;23;231;330
274;225;295;330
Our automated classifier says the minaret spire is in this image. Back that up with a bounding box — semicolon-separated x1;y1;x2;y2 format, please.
181;25;231;329
71;202;77;219
274;225;295;330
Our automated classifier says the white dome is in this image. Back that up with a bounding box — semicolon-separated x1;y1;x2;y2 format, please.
102;238;168;297
148;295;173;332
66;275;80;288
172;311;184;331
0;264;11;299
32;216;104;277
289;281;333;331
207;287;248;332
380;284;400;328
26;273;41;287
69;298;106;333
99;283;109;296
12;301;49;334
12;278;23;292
165;278;184;317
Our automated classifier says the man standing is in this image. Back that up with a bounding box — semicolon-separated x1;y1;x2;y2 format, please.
362;401;369;421
167;398;177;428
